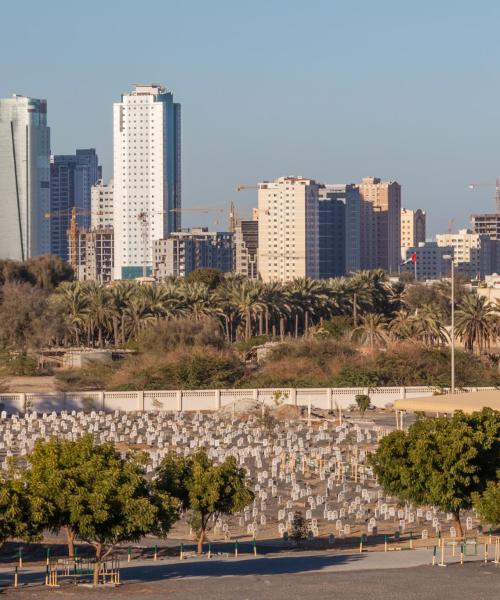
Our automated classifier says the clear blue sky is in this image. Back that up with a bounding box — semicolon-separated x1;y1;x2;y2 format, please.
1;0;500;234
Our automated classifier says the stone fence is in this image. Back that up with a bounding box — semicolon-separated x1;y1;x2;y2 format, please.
0;386;494;415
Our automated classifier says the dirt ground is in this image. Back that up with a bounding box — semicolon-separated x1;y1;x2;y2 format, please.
4;376;57;393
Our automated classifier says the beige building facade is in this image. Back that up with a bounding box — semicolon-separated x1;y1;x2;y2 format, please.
435;229;492;278
357;177;401;272
401;208;426;259
257;176;319;282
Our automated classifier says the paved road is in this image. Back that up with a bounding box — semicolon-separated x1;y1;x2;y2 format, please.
1;549;498;598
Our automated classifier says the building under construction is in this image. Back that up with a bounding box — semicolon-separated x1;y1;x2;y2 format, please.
74;227;114;283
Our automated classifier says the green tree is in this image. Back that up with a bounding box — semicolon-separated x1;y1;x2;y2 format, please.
26;435;178;585
156;449;254;554
472;478;500;526
25;436;81;557
355;394;371;416
0;475;41;544
186;268;224;290
290;511;308;545
65;437;174;586
370;408;500;536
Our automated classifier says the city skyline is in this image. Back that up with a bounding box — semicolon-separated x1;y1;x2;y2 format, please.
2;1;500;235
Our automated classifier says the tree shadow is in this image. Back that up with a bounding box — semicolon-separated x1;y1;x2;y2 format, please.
121;552;365;583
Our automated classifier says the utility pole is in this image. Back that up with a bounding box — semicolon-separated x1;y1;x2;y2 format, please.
450;258;455;394
443;254;455;393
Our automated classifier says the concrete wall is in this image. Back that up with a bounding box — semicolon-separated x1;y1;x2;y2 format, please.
0;386;493;415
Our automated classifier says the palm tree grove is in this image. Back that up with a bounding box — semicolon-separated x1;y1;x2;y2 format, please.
1;256;499;391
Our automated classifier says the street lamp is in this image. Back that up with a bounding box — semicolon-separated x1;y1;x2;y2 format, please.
443;254;455;394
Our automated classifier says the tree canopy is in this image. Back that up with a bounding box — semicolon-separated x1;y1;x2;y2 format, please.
156;449;254;554
370;408;500;535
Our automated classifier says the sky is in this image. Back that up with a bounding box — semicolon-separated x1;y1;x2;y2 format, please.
1;0;500;235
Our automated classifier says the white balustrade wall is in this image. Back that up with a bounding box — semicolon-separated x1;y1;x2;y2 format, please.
0;386;494;415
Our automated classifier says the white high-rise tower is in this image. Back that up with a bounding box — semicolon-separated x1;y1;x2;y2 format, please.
113;84;181;279
0;95;51;260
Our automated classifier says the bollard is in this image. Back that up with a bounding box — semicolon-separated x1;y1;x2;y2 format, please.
432;546;437;566
438;530;442;548
207;543;212;559
18;548;22;569
484;543;488;563
439;542;446;567
128;546;131;563
384;535;388;553
45;565;49;586
234;540;239;558
409;531;413;550
460;541;464;565
14;566;18;588
253;538;257;557
154;544;158;561
180;543;184;560
46;547;51;566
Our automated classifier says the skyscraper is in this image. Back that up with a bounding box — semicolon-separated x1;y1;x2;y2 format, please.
113;84;181;279
50;149;101;261
357;177;401;272
257;176;319;282
318;184;361;278
400;208;426;259
0;95;51;260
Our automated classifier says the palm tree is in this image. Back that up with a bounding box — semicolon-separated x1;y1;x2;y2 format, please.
455;295;497;354
85;283;113;348
410;304;449;347
54;281;89;346
108;282;135;345
286;277;328;337
225;279;265;340
389;309;415;340
351;313;388;350
183;282;214;321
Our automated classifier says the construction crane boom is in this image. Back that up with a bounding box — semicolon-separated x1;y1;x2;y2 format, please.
44;207;113;271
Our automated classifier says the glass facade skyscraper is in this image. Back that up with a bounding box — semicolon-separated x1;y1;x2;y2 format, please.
50;149;101;261
0;95;51;260
318;184;361;278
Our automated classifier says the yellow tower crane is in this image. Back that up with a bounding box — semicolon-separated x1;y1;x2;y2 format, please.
44;208;113;271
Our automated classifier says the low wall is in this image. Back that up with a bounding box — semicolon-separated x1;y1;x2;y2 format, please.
0;386;493;415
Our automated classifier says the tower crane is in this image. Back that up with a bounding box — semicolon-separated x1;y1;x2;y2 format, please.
468;178;500;212
44;207;113;271
235;184;259;192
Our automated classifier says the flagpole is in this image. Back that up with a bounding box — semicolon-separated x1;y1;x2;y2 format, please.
414;255;417;281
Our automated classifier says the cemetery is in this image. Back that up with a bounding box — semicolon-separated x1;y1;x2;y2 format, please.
0;404;494;567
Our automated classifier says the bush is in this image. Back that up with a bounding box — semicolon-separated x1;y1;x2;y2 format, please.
55;362;116;391
0;352;41;376
110;348;245;390
290;511;308;545
321;316;353;339
355;394;371;415
136;317;226;354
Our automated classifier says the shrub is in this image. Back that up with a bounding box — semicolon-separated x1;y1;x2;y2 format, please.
355;394;371;415
110;348;245;391
290;511;308;545
136;317;225;353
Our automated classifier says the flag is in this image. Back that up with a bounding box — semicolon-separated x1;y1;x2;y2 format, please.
400;252;417;267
